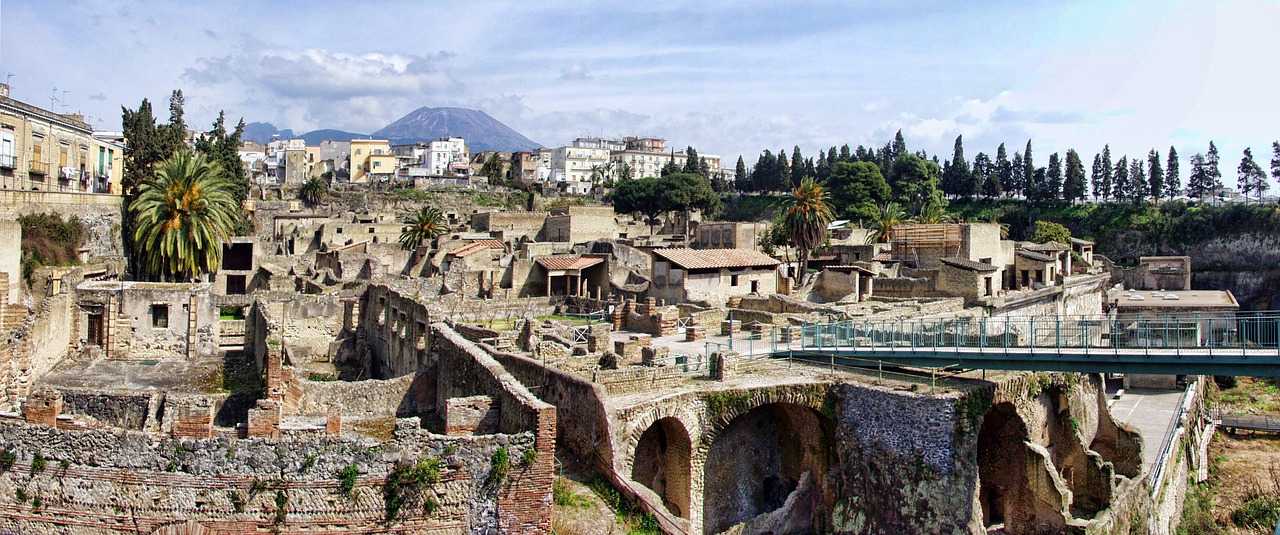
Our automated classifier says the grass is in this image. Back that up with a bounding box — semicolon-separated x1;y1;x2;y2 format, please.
584;476;662;535
1218;377;1280;413
553;477;589;508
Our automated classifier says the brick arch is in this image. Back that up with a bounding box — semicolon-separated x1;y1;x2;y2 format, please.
691;385;835;534
617;402;703;475
631;417;693;518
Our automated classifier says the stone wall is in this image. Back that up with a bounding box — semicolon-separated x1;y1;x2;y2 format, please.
359;285;434;379
58;389;157;431
0;220;19;305
0;417;533;534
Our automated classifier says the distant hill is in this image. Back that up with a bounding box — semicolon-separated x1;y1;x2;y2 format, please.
241;122;293;145
371;107;542;153
298;129;367;145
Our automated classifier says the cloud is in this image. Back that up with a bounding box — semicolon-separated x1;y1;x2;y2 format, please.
88;93;107;101
560;64;591;81
181;46;464;132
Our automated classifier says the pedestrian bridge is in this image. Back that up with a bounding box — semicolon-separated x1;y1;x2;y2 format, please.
770;312;1280;376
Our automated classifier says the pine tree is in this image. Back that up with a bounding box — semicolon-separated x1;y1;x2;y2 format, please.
1128;157;1146;203
1112;156;1128;202
1166;147;1180;201
1238;147;1267;203
1091;154;1104;201
1100;146;1114;202
734;156;748;191
995;143;1012;196
1147;150;1164;203
975;153;1001;198
839;144;852;162
790;146;804;182
1045;152;1063;202
683;147;700;175
1187;153;1210;200
776;149;791;190
1206;141;1223;196
1022;140;1035;197
1063;150;1086;203
942;135;971;198
1272;142;1280;198
1011;152;1025;198
890;131;906;162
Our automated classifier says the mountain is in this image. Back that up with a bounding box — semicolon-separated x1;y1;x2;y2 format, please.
241;122;294;144
298;129;367;145
371;107;542;153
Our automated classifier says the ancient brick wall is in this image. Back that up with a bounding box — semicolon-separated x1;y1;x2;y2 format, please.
58;389;156;431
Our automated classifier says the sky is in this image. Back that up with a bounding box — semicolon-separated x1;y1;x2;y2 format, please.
2;0;1279;178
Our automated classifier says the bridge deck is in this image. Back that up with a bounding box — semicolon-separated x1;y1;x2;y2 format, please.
1217;413;1280;433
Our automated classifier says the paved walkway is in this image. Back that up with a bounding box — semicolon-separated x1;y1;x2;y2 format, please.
1107;387;1185;472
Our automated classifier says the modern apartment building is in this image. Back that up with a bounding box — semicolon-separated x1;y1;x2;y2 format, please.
550;145;609;183
349;139;393;183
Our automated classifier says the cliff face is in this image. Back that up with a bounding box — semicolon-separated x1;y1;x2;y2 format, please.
1106;229;1280;311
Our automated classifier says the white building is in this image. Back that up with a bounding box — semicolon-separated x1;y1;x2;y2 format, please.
550;145;610;183
393;138;469;176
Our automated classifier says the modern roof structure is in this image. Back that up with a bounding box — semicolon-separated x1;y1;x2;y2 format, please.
536;256;605;271
1017;250;1056;262
1023;241;1071;252
940;257;1000;272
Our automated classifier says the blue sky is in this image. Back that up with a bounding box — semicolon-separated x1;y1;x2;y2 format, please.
3;0;1278;176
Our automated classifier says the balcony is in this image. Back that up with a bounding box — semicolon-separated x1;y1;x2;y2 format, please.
28;161;49;175
0;155;13;169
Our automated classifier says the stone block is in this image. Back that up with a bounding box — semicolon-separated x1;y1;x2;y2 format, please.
629;334;652;347
720;320;741;336
247;399;281;438
326;407;342;435
172;397;215;439
686;326;704;342
641;345;669;366
614;340;640;362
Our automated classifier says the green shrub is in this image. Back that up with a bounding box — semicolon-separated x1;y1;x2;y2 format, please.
273;490;288;524
0;449;15;471
228;491;246;513
553;477;588;508
488;447;511;486
14;488;26;504
1231;494;1280;529
522;447;538;466
302;454;317;473
30;453;46;473
339;465;359;497
307;373;337;382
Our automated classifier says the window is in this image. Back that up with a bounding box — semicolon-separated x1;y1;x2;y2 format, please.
151;304;169;328
731;274;740;286
32;144;41;162
980;257;992;265
984;276;993;296
226;275;247;295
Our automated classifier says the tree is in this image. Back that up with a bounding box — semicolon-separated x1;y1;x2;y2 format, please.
1271;142;1280;198
733;156;748;191
399;206;447;251
662;173;719;238
193;111;248;209
995;143;1013;196
130;150;239;280
613;177;665;234
866;202;908;244
121;99;162;195
1030;220;1071;245
1022;140;1035;197
1206;141;1223;195
890;130;907;162
1147;150;1164;203
976;152;1003;198
299;176;328;206
829;161;890;223
660;153;681;177
889;153;942;214
1090;153;1105;201
942;135;972;199
1186;153;1211;200
1063;150;1086;203
482;153;507;183
791;146;805;182
617;162;635;182
1112;156;1129;202
776;149;791;189
1044;152;1063;202
1010;152;1025;197
783;178;835;281
1237;147;1268;203
1166;147;1181;201
1099;146;1113;202
1128;157;1146;203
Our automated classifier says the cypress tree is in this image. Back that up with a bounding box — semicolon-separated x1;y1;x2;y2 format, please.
1165;147;1180;200
1011;152;1025;198
776;148;791;190
1100;146;1113;202
791;146;804;182
1147;150;1164;203
734;156;748;191
1063;150;1086;203
1045;152;1062;202
1022;140;1035;197
1091;154;1104;201
1128;157;1146;203
1112;156;1128;202
1271;142;1280;197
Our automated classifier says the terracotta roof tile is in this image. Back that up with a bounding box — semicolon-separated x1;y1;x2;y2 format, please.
652;248;780;270
536;256;604;271
872;252;893;262
449;240;505;258
1024;241;1070;252
1017;250;1055;262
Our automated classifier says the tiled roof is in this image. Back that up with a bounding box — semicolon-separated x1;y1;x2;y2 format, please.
652;248;780;270
449;240;505;258
1017;250;1055;262
1070;237;1094;246
872;252;894;262
536;256;604;271
1024;241;1071;252
940;257;999;272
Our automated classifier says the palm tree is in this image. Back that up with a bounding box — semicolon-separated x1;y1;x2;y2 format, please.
783;177;834;282
130;150;240;280
399;206;447;251
916;201;952;224
866;202;909;244
299;176;328;206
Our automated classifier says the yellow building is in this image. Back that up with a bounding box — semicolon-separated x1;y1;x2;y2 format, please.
0;83;122;194
349;139;392;183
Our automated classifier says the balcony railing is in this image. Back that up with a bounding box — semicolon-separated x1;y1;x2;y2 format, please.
0;155;13;169
29;161;49;175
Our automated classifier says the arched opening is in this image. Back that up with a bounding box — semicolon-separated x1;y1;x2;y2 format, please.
977;402;1028;529
702;403;833;534
631;417;692;518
